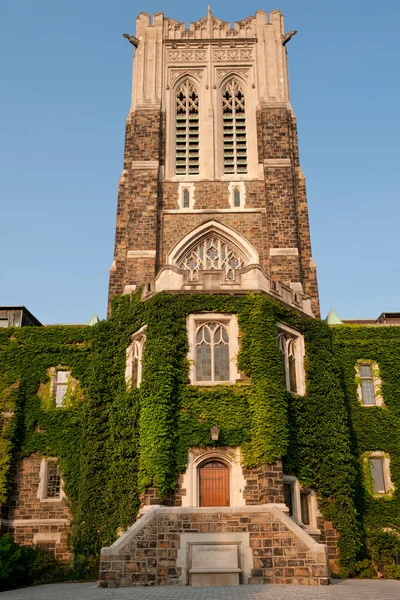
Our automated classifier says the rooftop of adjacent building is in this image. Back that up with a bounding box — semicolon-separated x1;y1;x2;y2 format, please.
0;307;100;328
327;309;400;326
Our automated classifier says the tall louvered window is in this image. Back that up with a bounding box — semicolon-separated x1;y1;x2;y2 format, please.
175;80;199;175
222;79;247;174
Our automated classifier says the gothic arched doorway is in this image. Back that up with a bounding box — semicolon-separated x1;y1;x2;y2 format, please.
199;460;230;507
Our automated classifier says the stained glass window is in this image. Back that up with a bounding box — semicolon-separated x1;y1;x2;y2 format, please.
195;322;230;382
176;79;199;175
222;79;247;174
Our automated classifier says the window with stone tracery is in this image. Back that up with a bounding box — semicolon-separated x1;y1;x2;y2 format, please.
175;79;199;175
195;322;230;382
277;324;305;395
125;327;146;389
222;79;247;174
178;235;244;281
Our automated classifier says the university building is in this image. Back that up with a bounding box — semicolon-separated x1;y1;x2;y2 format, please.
1;8;399;588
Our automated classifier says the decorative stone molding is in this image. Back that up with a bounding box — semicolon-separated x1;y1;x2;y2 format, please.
167;49;208;62
163;208;265;214
126;250;156;258
181;447;246;507
213;48;253;61
269;248;299;256
131;161;159;170
177;182;196;209
264;158;291;168
228;181;246;209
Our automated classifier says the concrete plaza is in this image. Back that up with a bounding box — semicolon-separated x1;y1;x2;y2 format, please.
1;581;400;600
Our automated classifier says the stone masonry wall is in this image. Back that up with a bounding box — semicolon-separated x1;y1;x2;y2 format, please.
99;506;329;587
4;454;72;561
243;460;285;505
108;102;320;317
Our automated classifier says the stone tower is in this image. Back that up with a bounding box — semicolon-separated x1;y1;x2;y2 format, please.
108;8;319;317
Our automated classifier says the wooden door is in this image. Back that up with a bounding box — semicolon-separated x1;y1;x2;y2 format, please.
199;461;230;507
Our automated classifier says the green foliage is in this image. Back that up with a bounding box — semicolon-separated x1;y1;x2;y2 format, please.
0;534;67;591
2;295;400;580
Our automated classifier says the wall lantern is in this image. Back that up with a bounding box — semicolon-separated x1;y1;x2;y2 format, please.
210;426;220;441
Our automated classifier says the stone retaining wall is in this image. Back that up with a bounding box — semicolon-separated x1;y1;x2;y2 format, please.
99;505;329;588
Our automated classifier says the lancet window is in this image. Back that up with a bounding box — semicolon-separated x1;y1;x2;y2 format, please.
178;235;244;281
222;79;247;174
278;332;297;393
175;79;199;175
195;322;230;382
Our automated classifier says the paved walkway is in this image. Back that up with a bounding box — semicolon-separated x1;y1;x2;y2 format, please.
1;580;400;600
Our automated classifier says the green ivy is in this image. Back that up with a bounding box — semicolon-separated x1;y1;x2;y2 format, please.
1;294;399;578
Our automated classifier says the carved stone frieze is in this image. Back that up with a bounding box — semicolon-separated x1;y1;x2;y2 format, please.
213;48;253;61
167;49;207;62
216;68;250;83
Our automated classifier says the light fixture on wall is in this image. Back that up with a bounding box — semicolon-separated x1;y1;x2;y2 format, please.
210;426;220;441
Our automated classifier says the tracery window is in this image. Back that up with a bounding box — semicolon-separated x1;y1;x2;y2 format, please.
278;333;297;393
222;79;247;174
277;324;305;395
178;235;243;281
195;322;230;382
126;327;146;388
175;79;199;175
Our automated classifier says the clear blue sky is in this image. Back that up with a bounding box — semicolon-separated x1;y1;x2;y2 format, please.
1;0;399;323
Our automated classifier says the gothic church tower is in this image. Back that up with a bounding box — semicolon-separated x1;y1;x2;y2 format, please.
108;8;319;318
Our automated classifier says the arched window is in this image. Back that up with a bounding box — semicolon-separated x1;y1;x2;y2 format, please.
178;235;244;281
183;188;190;208
233;188;241;207
175;79;199;175
195;321;230;382
126;328;146;388
278;325;304;394
222;79;247;174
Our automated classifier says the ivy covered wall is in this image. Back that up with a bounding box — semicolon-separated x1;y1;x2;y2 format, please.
0;293;399;577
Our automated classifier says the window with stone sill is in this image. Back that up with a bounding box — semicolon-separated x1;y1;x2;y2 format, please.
175;79;199;176
125;326;147;389
277;323;305;395
283;476;318;531
356;361;383;406
38;458;63;502
366;453;394;496
187;314;239;385
53;369;70;407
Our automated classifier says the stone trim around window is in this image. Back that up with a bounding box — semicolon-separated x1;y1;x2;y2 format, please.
37;458;65;503
187;313;239;385
365;452;394;497
125;325;147;389
355;361;383;407
228;181;246;209
283;475;320;535
177;182;196;210
276;322;305;396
